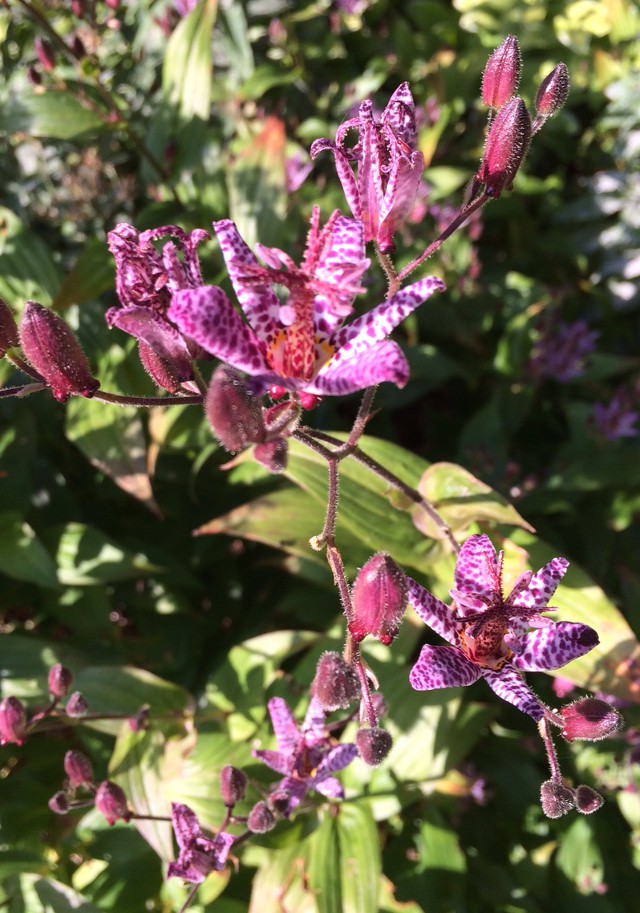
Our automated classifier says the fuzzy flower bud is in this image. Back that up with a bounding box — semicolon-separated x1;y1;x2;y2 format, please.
248;800;276;833
65;692;89;718
267;789;292;816
19;301;99;403
34;37;56;72
220;765;247;807
95;781;131;825
482;35;521;109
48;791;69;815
540;779;575;819
137;340;191;394
0;299;19;356
575;784;604;814
477;97;531;198
48;664;73;699
350;554;407;645
205;365;265;453
64;750;94;789
254;439;288;474
0;696;27;746
312;651;360;712
560;697;622;742
356;727;393;766
535;63;570;120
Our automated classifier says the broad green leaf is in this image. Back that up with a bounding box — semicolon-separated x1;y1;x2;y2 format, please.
248;840;317;913
0;512;59;589
0;207;61;305
52;240;115;312
6;874;101;913
41;522;159;586
163;0;217;121
0;850;48;880
239;65;301;100
555;817;605;894
1;91;107;140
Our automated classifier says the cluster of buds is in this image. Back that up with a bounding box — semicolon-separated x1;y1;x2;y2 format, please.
49;752;132;825
0;664;88;747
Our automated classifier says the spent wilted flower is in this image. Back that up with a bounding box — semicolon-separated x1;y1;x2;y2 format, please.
168;802;235;883
169;208;444;397
408;534;598;720
311;84;425;253
253;697;357;814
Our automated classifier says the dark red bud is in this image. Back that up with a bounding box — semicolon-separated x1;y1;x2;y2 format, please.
66;692;89;718
64;750;94;788
0;696;27;746
220;765;247;806
299;392;321;410
269;384;287;400
535;63;570;119
205;365;265;453
575;784;604;814
0;299;19;356
49;791;70;814
19;301;99;403
356;727;393;766
137;340;192;393
477;97;531;198
254;439;288;474
27;66;43;87
540;779;575;818
350;554;407;645
70;35;86;60
34;37;56;72
48;663;73;699
248;800;276;833
560;698;622;742
267;789;291;816
95;780;131;825
312;652;360;712
482;35;522;109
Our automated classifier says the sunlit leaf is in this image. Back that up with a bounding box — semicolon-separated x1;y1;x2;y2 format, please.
41;522;159;586
2;91;107;140
0;512;59;589
0;207;61;306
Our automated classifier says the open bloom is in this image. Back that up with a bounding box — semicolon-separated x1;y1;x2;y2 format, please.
168;208;444;396
310;84;424;253
253;697;357;814
408;534;599;720
167;802;234;884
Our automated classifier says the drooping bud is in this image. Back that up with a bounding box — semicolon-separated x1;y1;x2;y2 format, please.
535;63;570;120
356;727;393;767
205;365;265;453
482;35;521;109
64;750;94;788
540;779;575;818
254;439;288;474
476;97;531;198
312;652;360;712
0;696;27;745
220;766;247;807
48;664;73;699
350;554;407;645
247;800;276;833
0;299;19;356
560;697;622;742
137;340;189;394
34;37;56;72
19;302;99;403
65;692;89;718
48;791;70;814
575;784;604;814
95;780;131;825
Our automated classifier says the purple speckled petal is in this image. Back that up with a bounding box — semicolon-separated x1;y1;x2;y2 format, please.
314;743;358;779
382;83;418;149
213;220;281;343
302;696;327;743
511;556;569;610
167;860;208;884
310;340;409;395
108;306;193;380
454;534;500;602
276;776;308;812
310;139;363;221
377;151;424;251
252;748;292;776
312;216;369;336
482;668;544;720
510;621;598;672
266;697;300;757
171;802;199;850
168;286;271;376
312;775;345;800
406;576;460;646
212;831;235;869
410;644;482;690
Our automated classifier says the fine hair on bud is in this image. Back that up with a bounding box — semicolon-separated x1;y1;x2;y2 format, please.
248;800;276;833
64;750;94;789
95;780;131;825
350;553;407;645
356;727;393;767
540;779;575;819
254;439;288;473
65;692;89;718
220;765;247;806
560;697;622;742
575;784;604;814
205;364;265;453
535;63;570;119
312;651;360;711
48;664;73;699
482;35;521;109
477;97;531;198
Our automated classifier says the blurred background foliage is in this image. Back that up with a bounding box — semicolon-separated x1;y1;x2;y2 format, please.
1;0;640;911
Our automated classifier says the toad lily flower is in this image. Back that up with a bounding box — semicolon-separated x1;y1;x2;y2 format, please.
311;84;425;253
168;207;444;397
409;534;599;720
254;697;357;814
167;802;235;884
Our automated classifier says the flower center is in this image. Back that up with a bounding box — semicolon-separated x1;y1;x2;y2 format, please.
459;613;512;670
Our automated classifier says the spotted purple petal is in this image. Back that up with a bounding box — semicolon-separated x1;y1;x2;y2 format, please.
482;668;544;720
406;576;461;646
510;621;598;672
171;802;200;850
266;697;300;757
410;644;482;690
314;743;358;779
301;696;327;743
311;340;409;395
454;534;500;602
510;556;569;610
252;749;292;776
378;151;425;251
312;775;345;800
276;776;308;812
382;82;419;149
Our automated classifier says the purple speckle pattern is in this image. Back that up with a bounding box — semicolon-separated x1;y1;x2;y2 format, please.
252;748;292;776
109;305;193;380
511;556;569;610
511;622;599;672
483;668;544;721
410;644;482;690
453;533;500;603
267;697;300;757
301;696;327;743
167;802;234;883
406;575;461;645
311;340;409;395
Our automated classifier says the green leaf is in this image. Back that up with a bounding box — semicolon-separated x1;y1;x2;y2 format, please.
0;207;61;305
1;91;107;140
41;522;159;586
52;240;116;312
0;512;59;589
6;874;102;913
163;0;217;121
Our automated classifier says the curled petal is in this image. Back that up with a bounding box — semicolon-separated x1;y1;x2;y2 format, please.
171;802;200;850
511;556;569;610
454;534;500;602
310;139;363;221
382;82;418;148
483;668;544;720
377;151;424;252
406;576;460;646
410;645;482;690
510;622;598;672
312;340;409;395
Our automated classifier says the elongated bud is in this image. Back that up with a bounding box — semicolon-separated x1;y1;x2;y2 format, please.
0;696;27;745
560;697;622;742
312;652;360;711
64;750;94;788
356;727;393;766
95;781;131;825
482;35;521;109
540;779;575;818
0;299;19;356
34;37;56;72
350;554;407;645
477;97;531;198
535;63;570;120
205;365;265;453
220;766;247;806
137;340;190;394
48;664;73;699
49;791;70;814
66;692;89;718
248;800;276;833
575;784;604;814
19;302;99;403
